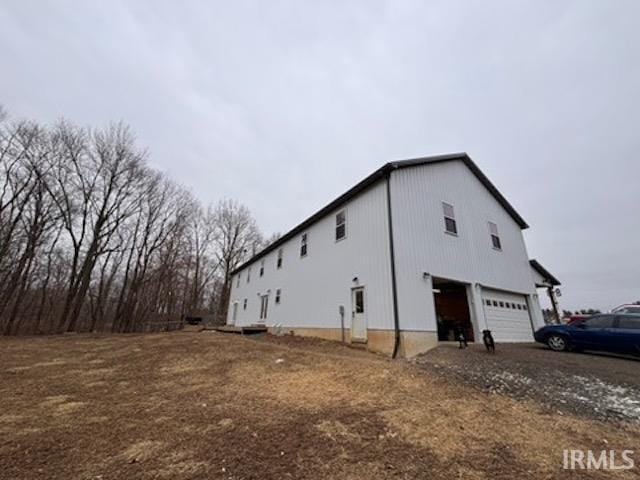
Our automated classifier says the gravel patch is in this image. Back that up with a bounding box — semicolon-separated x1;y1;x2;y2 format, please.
415;343;640;424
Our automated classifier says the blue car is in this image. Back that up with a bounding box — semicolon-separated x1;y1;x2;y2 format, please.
534;313;640;355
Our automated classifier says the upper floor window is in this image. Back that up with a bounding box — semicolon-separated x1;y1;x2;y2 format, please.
442;202;457;235
335;210;346;241
277;248;283;269
247;266;251;283
259;259;265;277
236;273;241;288
275;289;281;304
243;298;247;310
488;222;502;250
300;233;308;257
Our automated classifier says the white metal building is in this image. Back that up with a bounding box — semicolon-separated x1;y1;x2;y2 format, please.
226;153;557;357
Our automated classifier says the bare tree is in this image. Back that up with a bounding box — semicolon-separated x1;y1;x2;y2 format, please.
0;108;263;336
113;175;192;332
46;122;146;332
212;199;262;320
262;232;282;248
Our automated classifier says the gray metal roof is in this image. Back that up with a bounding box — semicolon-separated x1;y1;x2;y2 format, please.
529;259;561;286
232;153;529;274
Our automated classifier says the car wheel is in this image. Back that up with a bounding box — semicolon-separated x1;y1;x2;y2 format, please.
547;334;568;352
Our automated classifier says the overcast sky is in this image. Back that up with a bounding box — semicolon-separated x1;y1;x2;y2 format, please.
1;0;638;312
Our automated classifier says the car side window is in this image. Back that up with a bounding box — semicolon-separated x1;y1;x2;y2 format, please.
617;316;640;330
583;315;615;329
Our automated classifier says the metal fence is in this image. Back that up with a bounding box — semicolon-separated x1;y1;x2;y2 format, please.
135;317;184;333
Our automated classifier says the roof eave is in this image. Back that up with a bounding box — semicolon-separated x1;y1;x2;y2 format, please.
390;153;529;229
231;153;530;274
529;259;561;286
230;163;392;275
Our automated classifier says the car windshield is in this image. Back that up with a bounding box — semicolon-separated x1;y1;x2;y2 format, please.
625;306;640;314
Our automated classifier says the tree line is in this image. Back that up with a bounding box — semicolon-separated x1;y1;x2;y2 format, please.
0;106;265;335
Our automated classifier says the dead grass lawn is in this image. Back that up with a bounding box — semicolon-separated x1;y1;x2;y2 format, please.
0;332;637;479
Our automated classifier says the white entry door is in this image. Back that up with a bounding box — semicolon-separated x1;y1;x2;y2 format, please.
482;289;533;342
231;302;238;325
258;295;269;324
351;287;367;342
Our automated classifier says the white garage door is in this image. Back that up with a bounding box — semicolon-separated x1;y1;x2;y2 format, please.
481;289;533;342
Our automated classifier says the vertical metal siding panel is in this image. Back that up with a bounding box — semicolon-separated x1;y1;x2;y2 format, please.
391;161;537;332
227;180;394;331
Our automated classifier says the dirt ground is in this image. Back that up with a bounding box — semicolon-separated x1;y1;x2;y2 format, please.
416;343;640;423
1;332;638;480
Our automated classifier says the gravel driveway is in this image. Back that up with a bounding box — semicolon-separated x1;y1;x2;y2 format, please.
415;343;640;424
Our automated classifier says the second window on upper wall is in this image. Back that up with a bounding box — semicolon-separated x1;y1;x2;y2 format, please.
335;210;346;241
488;222;502;250
259;259;265;277
300;233;308;257
442;202;457;235
276;248;283;269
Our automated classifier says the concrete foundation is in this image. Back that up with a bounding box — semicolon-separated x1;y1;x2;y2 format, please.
266;326;438;358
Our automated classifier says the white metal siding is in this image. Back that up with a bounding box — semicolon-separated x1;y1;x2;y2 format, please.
390;161;538;333
227;180;394;331
227;158;543;344
482;289;534;342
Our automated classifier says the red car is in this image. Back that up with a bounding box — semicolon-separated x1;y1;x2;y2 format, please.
567;314;590;325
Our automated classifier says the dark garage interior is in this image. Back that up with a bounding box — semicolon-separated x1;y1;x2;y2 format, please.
433;279;474;342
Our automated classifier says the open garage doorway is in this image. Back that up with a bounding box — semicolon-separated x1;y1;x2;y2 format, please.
433;278;474;342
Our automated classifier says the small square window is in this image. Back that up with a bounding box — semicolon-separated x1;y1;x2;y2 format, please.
516;304;522;310
523;304;528;311
506;303;511;309
275;289;281;304
499;301;505;308
442;202;455;218
488;222;502;250
492;300;498;307
485;299;491;306
442;202;457;235
300;233;308;257
243;298;247;310
259;260;264;277
335;210;346;241
445;218;457;235
277;249;283;269
511;303;517;309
